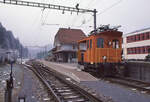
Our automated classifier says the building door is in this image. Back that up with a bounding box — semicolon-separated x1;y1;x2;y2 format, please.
64;52;68;62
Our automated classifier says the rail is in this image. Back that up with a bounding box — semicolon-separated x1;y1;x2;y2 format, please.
25;61;103;102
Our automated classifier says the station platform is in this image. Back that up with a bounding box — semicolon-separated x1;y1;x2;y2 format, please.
39;60;98;82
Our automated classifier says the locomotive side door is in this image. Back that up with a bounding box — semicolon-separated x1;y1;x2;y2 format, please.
81;53;84;63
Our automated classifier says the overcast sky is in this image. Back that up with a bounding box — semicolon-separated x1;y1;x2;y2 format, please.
0;0;150;46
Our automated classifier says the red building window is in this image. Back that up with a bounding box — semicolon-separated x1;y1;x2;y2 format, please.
133;35;136;41
131;36;134;42
127;37;130;43
142;47;145;54
136;47;139;54
138;34;140;41
146;32;150;39
140;47;143;54
141;34;144;40
147;46;150;53
144;33;147;40
127;48;130;54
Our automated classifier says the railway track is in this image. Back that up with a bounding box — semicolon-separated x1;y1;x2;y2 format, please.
25;61;103;102
104;76;150;93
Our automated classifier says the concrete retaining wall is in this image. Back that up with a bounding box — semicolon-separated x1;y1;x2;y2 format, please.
126;61;150;82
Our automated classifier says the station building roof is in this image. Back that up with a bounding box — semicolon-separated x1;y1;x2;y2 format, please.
54;28;86;45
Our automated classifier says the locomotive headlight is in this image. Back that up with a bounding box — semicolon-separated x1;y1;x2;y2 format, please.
103;56;107;60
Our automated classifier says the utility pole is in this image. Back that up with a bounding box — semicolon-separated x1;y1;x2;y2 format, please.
0;0;97;31
93;9;97;31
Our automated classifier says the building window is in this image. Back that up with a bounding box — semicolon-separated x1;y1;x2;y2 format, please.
143;47;146;53
133;35;136;41
141;34;145;40
146;32;149;39
97;38;104;48
140;47;142;54
138;48;141;54
127;48;131;54
148;47;150;53
133;48;135;54
136;48;138;54
134;47;137;54
87;40;89;49
127;48;129;54
137;35;140;41
130;36;133;42
127;37;129;43
72;45;75;49
144;33;147;40
128;48;131;54
130;48;133;54
72;53;76;58
90;39;92;48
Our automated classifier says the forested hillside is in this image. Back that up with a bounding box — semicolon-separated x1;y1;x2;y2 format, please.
0;22;28;58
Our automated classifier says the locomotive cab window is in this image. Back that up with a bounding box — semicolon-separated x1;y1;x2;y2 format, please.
87;40;89;49
90;39;92;48
97;38;104;48
112;39;119;48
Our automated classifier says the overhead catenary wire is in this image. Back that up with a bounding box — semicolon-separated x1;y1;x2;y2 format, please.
42;9;51;25
97;0;123;15
85;0;100;9
82;0;123;26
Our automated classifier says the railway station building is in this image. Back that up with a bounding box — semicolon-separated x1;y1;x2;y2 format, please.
123;27;150;60
52;28;86;63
